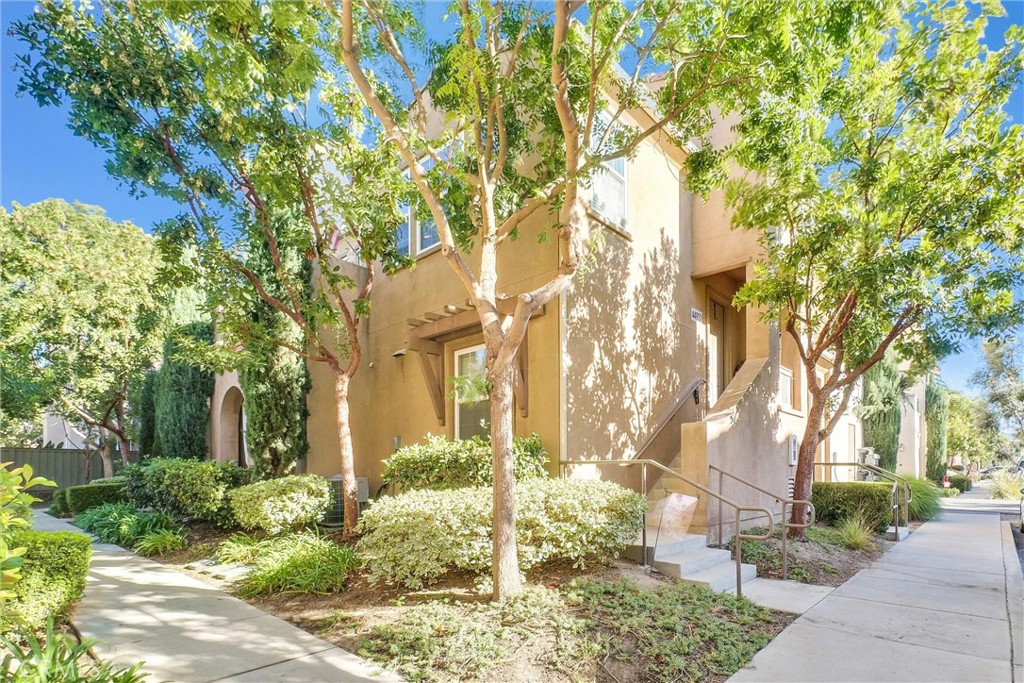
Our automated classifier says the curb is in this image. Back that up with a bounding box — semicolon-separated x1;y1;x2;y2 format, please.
1001;521;1023;681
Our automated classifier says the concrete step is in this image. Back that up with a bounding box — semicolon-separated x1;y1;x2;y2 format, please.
624;533;708;564
655;547;734;577
679;561;758;593
886;525;911;541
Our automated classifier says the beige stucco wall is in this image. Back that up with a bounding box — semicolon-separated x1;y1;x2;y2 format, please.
563;122;699;491
897;378;927;477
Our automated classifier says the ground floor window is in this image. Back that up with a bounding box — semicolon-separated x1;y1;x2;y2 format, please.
454;344;490;440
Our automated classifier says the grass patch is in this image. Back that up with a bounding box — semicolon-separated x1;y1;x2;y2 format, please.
74;502;183;553
836;516;876;552
228;532;360;597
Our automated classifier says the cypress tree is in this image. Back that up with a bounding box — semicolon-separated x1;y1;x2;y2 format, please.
154;321;215;459
924;381;949;481
859;359;903;472
137;368;158;457
238;215;310;478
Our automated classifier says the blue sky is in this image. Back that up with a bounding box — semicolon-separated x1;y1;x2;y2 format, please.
2;1;1022;395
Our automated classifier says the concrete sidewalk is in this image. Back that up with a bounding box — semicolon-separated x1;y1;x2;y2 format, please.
33;511;401;683
729;511;1024;682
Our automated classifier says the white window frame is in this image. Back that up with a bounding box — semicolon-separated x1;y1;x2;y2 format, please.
589;113;629;232
453;343;489;440
778;366;794;408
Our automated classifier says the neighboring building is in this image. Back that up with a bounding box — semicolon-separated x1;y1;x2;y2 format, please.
41;412;88;449
896;375;929;478
210;103;864;545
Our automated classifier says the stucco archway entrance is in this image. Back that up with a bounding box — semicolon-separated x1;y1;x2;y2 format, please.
219;386;248;467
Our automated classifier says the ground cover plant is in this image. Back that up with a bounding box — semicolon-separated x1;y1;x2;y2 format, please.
738;523;886;586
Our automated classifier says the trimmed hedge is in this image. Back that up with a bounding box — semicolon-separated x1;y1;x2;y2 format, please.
357;478;646;588
3;531;92;632
382;433;549;491
124;457;251;526
811;481;893;532
64;480;128;515
949;474;972;492
228;475;331;534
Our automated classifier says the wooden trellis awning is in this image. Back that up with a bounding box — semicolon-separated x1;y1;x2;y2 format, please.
406;297;545;426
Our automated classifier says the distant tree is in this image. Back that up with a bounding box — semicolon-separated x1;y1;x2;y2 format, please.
946;389;1001;467
924;381;948;481
0;200;163;476
971;338;1024;458
731;0;1024;535
13;1;407;533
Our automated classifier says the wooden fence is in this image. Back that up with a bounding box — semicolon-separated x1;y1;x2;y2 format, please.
1;447;139;493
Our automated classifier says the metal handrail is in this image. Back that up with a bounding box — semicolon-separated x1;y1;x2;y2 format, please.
812;461;913;541
560;458;774;596
708;464;815;581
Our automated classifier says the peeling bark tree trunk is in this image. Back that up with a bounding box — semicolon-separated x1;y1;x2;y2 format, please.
489;361;521;599
333;371;359;536
790;395;825;539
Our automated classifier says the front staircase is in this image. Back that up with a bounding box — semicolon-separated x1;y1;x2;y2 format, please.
626;534;758;593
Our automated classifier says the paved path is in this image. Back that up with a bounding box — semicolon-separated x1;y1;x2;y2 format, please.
33;511;401;683
729;509;1024;682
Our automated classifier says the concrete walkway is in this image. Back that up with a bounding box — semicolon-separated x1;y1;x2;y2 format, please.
33;511;401;683
729;511;1024;682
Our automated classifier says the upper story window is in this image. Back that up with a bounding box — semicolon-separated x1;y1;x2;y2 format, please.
778;366;794;408
590;114;628;231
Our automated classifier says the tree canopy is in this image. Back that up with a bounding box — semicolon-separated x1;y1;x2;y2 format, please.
730;0;1024;526
0;199;163;468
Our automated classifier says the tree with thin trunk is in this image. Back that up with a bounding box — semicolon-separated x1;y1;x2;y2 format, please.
730;0;1024;536
13;1;408;533
333;0;848;597
0;200;163;477
971;338;1024;457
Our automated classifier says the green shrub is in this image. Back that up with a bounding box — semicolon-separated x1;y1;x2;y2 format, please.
903;475;942;521
1;618;147;683
836;515;876;551
948;474;972;492
3;531;91;632
382;433;549;491
228;474;331;534
49;489;69;517
74;502;180;549
810;482;893;532
124;457;250;526
154;320;215;459
234;532;360;597
358;478;646;588
64;481;128;515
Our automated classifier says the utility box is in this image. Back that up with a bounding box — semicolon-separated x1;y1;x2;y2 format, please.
857;447;879;480
322;475;369;527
